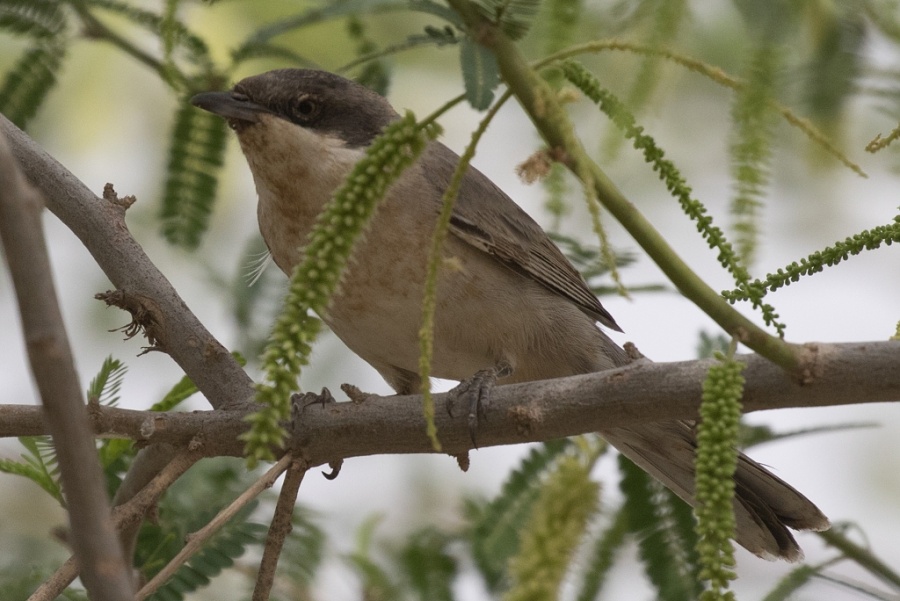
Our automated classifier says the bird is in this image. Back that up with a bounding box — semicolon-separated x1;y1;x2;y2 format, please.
191;68;829;561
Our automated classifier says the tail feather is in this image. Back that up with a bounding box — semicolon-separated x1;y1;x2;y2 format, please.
602;421;829;561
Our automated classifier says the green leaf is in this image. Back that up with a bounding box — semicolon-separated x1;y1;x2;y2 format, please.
542;0;582;55
729;40;781;266
0;565;86;601
397;528;457;601
467;439;571;591
696;331;731;359
460;36;499;110
548;233;637;281
0;0;66;38
276;506;326;588
230;41;316;67
803;8;865;124
159;100;228;249
346;15;391;96
740;421;877;449
150;375;199;412
604;0;688;157
233;0;406;58
562;59;786;335
338;26;460;90
761;560;837;601
346;515;402;601
0;39;66;128
539;0;583;89
0;436;64;506
89;0;211;69
86;356;127;406
575;507;630;601
619;455;701;601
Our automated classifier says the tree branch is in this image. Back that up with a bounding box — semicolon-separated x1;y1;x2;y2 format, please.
0;114;259;575
253;458;308;601
0;129;135;600
0;114;254;411
1;343;897;466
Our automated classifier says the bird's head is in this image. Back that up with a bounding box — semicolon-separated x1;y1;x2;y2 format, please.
191;69;401;271
191;68;398;147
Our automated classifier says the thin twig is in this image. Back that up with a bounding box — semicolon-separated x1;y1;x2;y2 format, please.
135;454;295;601
253;459;309;601
113;449;203;532
0;130;134;600
819;528;900;591
27;450;200;601
25;557;78;601
69;1;189;88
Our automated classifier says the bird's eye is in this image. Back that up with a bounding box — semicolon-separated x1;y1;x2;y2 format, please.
294;97;318;119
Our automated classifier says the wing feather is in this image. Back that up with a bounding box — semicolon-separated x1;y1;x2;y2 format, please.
423;143;622;331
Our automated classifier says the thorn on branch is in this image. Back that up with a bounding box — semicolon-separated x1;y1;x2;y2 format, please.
341;382;377;404
624;342;646;363
102;183;136;210
95;289;164;352
454;451;470;472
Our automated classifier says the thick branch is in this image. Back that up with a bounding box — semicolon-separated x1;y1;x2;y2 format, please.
0;130;134;600
0;114;254;411
1;342;897;465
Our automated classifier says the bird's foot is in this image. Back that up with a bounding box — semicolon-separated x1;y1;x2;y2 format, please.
291;387;336;414
448;361;513;448
290;388;343;480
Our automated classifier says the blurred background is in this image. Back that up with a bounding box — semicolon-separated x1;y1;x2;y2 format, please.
1;1;899;599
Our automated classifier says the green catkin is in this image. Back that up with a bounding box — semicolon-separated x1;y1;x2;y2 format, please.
695;357;746;601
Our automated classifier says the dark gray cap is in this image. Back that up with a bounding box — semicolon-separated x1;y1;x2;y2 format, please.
192;69;399;148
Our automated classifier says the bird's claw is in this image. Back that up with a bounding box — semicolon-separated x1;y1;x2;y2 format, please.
448;362;512;448
322;459;344;480
289;389;343;479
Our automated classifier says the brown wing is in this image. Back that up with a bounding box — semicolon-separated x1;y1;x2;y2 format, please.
422;143;622;332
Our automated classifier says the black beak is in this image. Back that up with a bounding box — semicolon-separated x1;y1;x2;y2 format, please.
190;91;269;124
